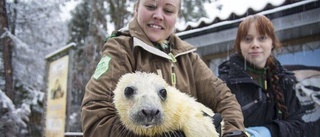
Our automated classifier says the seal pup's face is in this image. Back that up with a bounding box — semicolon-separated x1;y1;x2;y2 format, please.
113;72;168;130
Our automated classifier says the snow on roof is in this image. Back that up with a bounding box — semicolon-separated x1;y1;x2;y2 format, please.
176;0;319;32
176;0;286;32
45;42;77;60
176;0;317;36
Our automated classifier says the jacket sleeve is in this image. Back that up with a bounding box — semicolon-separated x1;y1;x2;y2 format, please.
191;53;246;134
266;75;305;137
81;37;137;137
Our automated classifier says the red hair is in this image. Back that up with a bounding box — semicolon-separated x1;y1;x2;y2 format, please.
234;15;288;119
234;14;281;54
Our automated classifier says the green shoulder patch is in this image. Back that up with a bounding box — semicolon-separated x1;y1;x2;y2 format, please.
93;55;111;80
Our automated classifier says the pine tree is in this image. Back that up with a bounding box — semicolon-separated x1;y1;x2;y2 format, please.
0;0;14;100
181;0;213;22
1;0;69;136
107;0;134;30
68;1;90;45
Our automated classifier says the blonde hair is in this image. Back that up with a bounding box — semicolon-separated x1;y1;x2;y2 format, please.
134;0;182;15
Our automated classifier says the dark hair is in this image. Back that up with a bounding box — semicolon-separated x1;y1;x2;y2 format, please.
234;15;288;119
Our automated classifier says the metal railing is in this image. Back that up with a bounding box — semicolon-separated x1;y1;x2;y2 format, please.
64;132;83;137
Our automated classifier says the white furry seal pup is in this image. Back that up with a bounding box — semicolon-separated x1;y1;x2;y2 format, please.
113;71;219;137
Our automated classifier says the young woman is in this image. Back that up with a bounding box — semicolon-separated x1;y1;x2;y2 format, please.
218;15;305;137
81;0;246;136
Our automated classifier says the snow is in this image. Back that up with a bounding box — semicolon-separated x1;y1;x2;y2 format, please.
215;0;285;18
177;0;287;31
1;28;32;53
177;0;317;36
1;0;68;135
0;84;44;136
2;0;318;135
59;0;81;21
0;90;30;133
0;90;15;111
45;42;77;59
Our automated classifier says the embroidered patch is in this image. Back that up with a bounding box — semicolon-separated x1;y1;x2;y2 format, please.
93;55;111;80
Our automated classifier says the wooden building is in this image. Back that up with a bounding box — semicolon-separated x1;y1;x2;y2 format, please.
177;0;320;74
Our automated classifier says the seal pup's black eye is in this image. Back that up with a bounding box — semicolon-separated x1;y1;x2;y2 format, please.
159;89;167;100
124;87;135;98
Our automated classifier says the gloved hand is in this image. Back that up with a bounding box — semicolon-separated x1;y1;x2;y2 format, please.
212;113;223;135
245;126;271;137
212;113;247;137
223;130;248;137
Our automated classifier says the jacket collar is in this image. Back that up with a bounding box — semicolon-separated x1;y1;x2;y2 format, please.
219;54;251;79
123;17;196;60
219;54;291;80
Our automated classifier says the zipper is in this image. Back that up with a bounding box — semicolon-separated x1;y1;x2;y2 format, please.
241;88;263;111
133;37;196;87
168;53;177;87
167;49;195;87
133;37;196;60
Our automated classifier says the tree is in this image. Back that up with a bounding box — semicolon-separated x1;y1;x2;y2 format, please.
1;0;70;136
106;0;218;30
8;0;69;91
0;0;14;100
68;1;90;45
68;0;107;48
107;0;134;30
0;89;31;137
67;0;110;131
180;0;214;22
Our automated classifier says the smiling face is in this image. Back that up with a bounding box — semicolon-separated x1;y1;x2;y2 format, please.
135;0;179;42
240;23;273;68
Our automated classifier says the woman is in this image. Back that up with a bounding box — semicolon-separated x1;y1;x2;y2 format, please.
81;0;246;136
218;15;305;137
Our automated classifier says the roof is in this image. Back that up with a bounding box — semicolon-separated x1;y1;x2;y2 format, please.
176;0;319;40
175;0;320;63
176;0;318;34
45;42;77;60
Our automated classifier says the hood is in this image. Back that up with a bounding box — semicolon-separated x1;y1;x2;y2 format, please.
218;54;251;79
127;17;196;56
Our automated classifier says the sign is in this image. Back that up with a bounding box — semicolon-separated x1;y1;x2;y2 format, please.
45;55;69;137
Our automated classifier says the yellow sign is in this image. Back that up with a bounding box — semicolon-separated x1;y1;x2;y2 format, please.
45;55;69;137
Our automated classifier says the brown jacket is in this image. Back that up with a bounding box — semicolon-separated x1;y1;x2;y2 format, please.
81;17;245;137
